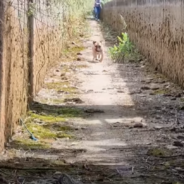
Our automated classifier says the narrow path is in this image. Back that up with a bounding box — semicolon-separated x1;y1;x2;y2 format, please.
60;20;140;165
1;19;184;183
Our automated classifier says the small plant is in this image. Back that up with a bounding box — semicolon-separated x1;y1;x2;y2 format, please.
109;32;140;63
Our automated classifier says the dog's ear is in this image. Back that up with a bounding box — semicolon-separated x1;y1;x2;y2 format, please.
93;41;96;45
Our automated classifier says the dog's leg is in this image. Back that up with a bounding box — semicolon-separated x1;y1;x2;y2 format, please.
93;54;95;61
92;48;96;61
96;53;98;61
99;52;104;62
94;53;98;62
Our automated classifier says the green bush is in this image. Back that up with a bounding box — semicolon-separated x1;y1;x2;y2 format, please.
109;32;140;63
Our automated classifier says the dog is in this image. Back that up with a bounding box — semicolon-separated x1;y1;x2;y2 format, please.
92;41;104;62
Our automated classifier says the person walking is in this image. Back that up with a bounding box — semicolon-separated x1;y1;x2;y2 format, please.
94;0;101;21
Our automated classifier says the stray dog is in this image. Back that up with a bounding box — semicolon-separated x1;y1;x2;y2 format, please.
92;41;104;62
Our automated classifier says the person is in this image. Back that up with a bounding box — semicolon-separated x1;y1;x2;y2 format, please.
94;0;101;21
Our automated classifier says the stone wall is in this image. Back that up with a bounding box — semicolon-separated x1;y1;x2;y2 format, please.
102;0;184;86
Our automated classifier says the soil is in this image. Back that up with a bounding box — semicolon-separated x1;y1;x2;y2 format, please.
1;19;184;184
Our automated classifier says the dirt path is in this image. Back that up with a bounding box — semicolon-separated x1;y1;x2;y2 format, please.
1;19;184;183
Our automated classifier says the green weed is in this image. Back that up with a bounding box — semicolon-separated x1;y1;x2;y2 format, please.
109;32;141;63
11;139;50;150
25;123;73;139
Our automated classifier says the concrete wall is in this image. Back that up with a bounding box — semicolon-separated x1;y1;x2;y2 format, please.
33;25;63;96
0;1;6;151
33;2;65;95
1;3;29;148
102;0;184;86
0;0;76;151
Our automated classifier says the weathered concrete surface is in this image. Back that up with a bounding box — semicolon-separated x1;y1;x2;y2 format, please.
102;0;184;87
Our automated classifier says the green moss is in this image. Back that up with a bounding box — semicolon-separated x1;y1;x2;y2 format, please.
76;64;88;68
25;109;80;139
11;139;50;150
39;98;50;104
163;161;171;169
60;65;70;73
153;89;165;95
26;123;56;139
147;148;172;157
153;88;170;95
29;106;83;120
28;112;66;123
43;123;73;132
39;98;65;105
44;82;77;93
50;98;64;104
62;46;85;62
70;46;84;53
57;133;73;139
28;105;83;122
57;107;83;117
153;73;167;80
25;122;73;139
36;97;65;105
37;96;83;105
51;160;65;166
